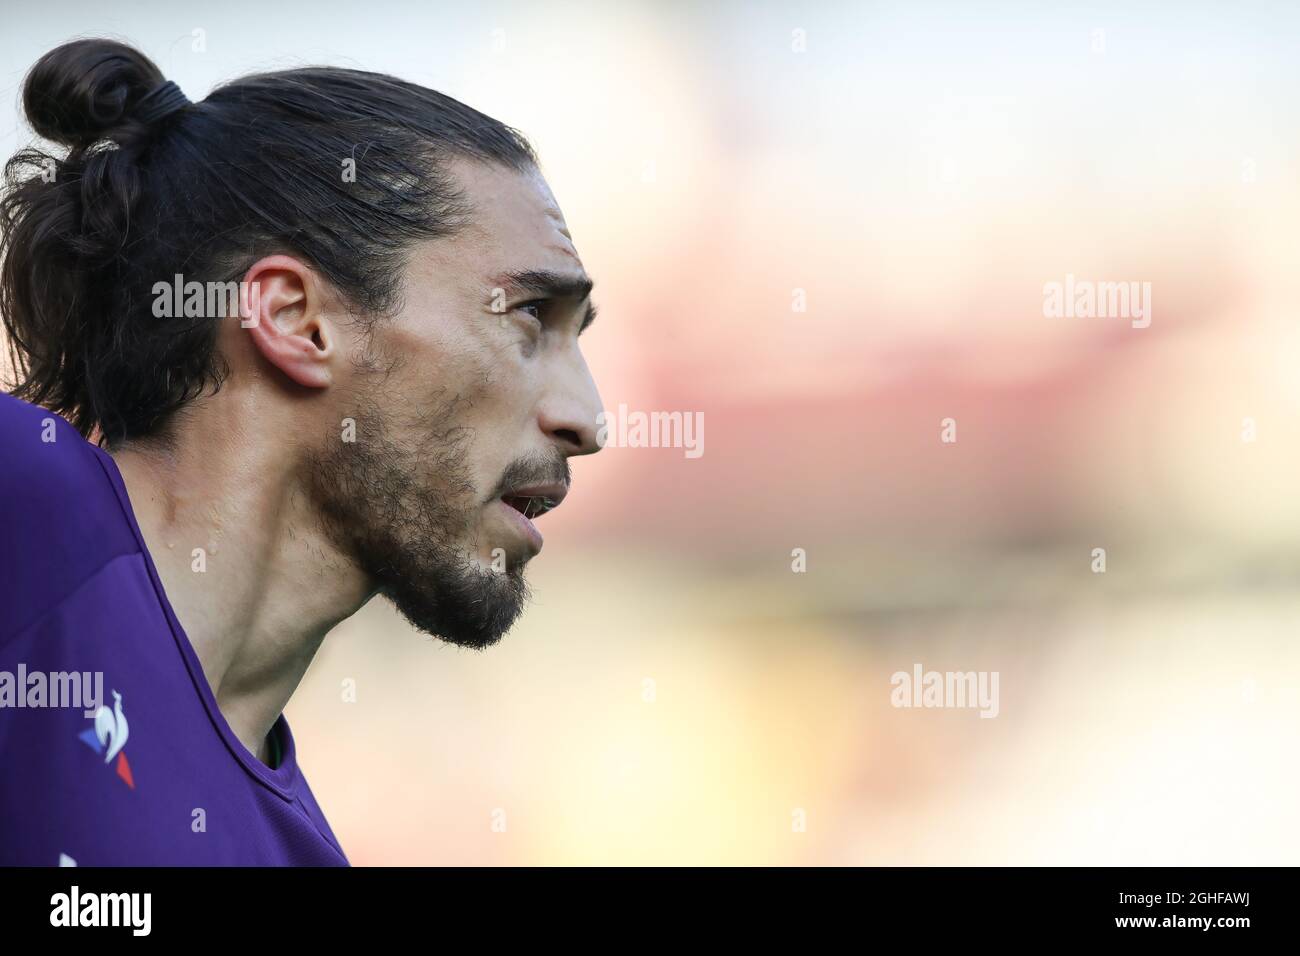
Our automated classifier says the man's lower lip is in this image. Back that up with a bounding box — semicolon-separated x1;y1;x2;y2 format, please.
498;499;544;552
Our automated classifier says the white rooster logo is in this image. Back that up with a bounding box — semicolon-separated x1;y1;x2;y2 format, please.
93;689;129;764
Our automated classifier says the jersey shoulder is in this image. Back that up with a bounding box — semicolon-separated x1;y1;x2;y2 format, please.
0;392;141;642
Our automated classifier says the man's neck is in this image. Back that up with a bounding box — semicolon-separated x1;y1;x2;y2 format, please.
110;411;374;764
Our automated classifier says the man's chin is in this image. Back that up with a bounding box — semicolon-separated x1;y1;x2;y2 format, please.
383;563;530;650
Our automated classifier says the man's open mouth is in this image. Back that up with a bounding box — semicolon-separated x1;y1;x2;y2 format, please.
501;494;559;519
499;483;568;520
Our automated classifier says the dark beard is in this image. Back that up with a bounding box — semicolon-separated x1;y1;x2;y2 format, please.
307;390;528;650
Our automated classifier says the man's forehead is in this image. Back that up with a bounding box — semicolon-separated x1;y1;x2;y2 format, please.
453;158;584;270
400;159;593;302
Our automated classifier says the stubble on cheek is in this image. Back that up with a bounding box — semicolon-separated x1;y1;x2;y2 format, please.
334;293;523;567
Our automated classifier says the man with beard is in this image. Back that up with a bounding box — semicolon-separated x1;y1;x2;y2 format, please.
0;40;602;864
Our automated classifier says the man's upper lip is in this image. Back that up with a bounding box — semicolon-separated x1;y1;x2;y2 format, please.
504;483;568;505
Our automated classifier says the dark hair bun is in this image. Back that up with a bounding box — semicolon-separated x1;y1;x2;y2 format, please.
23;38;165;149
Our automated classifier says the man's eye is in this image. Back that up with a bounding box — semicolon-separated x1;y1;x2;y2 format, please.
516;301;545;322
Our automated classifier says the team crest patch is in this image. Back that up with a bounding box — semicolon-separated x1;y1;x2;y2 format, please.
77;689;133;789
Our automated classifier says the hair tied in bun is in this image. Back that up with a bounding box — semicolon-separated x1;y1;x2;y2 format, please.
130;80;190;126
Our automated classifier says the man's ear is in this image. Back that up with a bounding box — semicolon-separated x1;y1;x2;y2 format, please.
240;255;336;389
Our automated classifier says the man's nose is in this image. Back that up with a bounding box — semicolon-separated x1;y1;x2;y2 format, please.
539;353;603;457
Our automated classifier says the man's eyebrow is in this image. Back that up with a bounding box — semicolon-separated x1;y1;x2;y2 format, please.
493;269;598;332
495;269;594;302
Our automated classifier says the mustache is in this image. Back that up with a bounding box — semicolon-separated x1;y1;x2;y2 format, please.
487;452;571;502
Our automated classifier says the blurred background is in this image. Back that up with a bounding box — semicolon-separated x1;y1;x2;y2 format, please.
4;0;1300;864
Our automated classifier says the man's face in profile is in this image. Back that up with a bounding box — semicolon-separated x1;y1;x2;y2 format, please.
310;159;603;648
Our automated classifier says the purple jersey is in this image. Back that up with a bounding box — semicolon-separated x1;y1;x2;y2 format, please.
0;393;347;865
